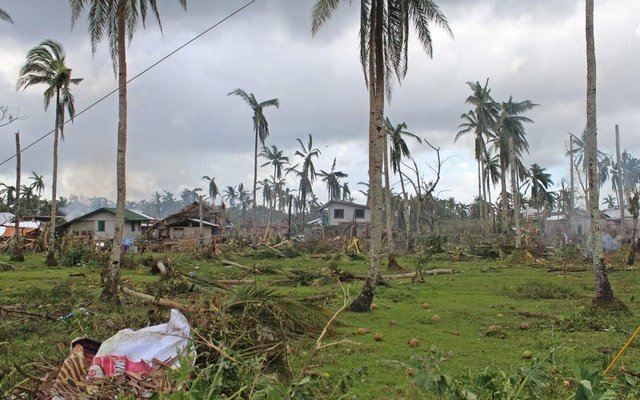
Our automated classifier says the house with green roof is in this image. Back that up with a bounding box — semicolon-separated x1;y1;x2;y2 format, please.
57;207;155;243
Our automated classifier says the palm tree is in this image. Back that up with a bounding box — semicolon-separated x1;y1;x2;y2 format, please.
260;144;290;219
482;147;501;231
237;183;251;218
493;97;537;238
602;194;616;208
318;158;348;201
524;163;554;233
342;182;352;202
223;185;238;209
586;0;615;306
202;175;219;207
29;171;45;216
292;134;321;237
17;39;82;266
228;89;279;242
313;0;451;312
456;79;499;230
386;118;421;256
0;8;13;23
70;0;187;301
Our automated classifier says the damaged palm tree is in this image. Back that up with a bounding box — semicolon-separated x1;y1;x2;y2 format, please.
313;0;452;312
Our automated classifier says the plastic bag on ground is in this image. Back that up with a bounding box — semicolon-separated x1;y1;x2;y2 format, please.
89;309;192;377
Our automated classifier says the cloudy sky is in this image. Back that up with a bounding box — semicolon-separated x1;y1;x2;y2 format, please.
0;0;639;207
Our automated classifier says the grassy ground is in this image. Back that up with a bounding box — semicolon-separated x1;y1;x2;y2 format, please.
1;250;639;399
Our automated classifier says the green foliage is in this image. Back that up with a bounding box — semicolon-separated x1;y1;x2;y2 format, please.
60;241;105;267
554;243;585;261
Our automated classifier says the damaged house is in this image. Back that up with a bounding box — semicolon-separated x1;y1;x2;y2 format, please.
148;202;222;244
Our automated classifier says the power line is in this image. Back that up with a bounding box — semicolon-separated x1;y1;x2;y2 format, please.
1;0;256;167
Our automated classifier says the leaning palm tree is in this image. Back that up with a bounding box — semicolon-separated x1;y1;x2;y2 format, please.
228;89;279;243
17;39;82;266
202;175;219;207
70;0;187;302
313;0;451;312
586;0;615;306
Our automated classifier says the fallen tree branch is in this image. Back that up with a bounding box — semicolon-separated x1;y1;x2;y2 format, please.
119;286;210;314
220;259;257;273
351;269;455;280
0;305;57;321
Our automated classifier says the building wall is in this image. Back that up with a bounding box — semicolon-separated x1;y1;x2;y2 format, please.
67;211;143;241
325;203;370;226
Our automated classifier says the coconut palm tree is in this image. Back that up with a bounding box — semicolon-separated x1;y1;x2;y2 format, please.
17;39;82;266
493;97;537;238
602;194;616;208
222;185;238;209
292;134;321;237
456;79;499;230
29;171;45;216
386;118;421;257
228;89;279;242
237;183;251;218
482;147;501;231
319;158;348;201
586;0;615;306
202;175;219;207
70;0;187;301
313;0;451;312
260;144;290;218
0;8;12;23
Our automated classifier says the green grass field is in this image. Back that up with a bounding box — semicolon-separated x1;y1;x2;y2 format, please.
1;250;639;399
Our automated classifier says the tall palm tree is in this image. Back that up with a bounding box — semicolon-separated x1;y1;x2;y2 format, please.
260;144;290;218
70;0;187;301
586;0;615;306
456;79;499;230
29;171;45;216
17;39;82;266
493;97;537;238
318;157;348;201
202;175;219;207
386;118;421;256
228;89;279;242
313;0;451;312
292;134;321;237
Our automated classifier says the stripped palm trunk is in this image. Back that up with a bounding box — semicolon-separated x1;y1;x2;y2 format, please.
384;133;401;270
349;0;383;312
104;5;126;303
586;0;614;306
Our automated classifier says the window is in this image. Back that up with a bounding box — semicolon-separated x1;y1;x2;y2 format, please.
334;209;344;219
97;220;105;232
354;208;365;219
131;222;136;232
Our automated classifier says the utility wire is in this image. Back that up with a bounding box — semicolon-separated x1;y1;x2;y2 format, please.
1;0;256;166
